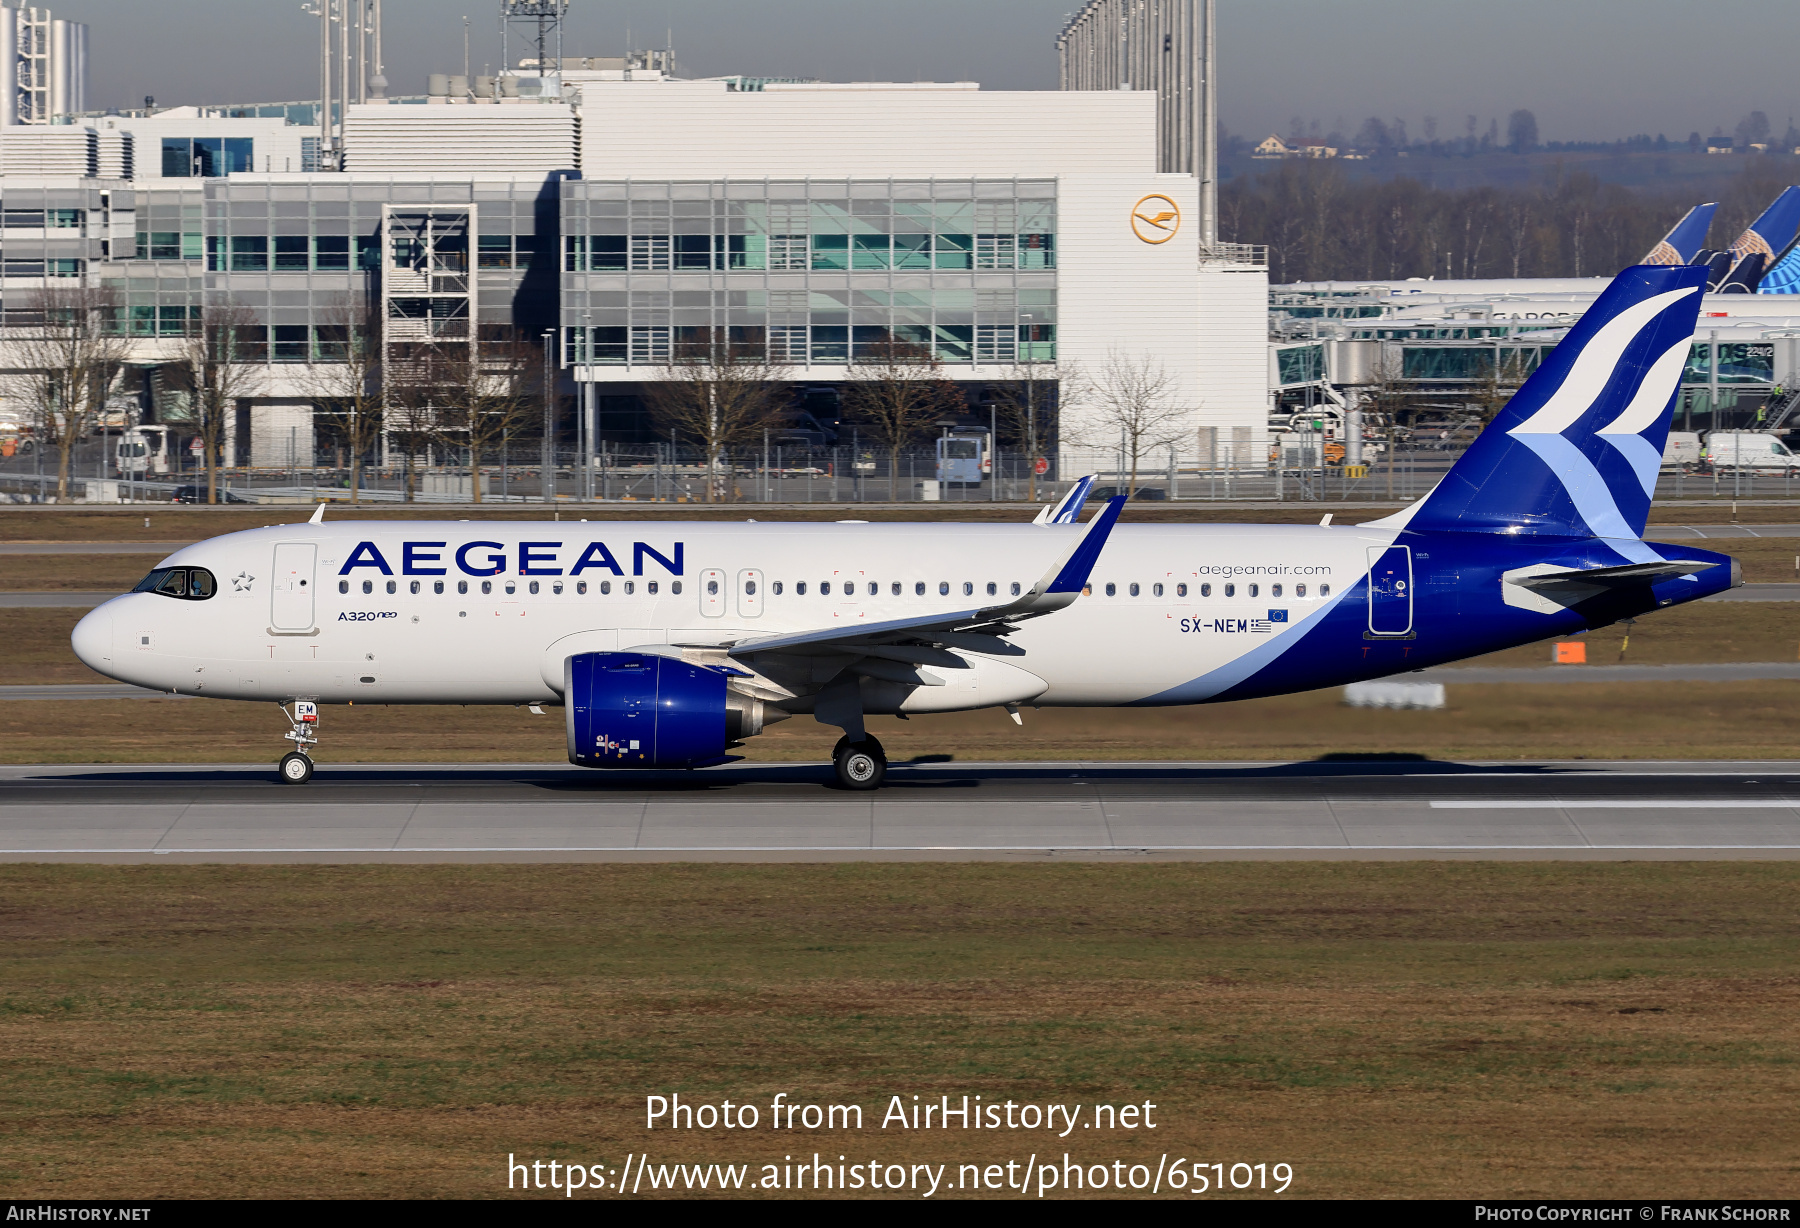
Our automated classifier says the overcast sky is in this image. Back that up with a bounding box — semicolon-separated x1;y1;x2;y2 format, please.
63;0;1800;143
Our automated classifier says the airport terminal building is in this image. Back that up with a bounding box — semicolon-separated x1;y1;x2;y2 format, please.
0;66;1271;476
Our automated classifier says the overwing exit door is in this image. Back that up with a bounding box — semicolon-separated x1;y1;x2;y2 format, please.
271;542;317;631
1365;545;1413;636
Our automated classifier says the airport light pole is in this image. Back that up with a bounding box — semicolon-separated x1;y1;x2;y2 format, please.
541;329;555;503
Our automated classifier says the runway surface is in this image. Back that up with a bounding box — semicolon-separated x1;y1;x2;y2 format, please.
3;759;1799;862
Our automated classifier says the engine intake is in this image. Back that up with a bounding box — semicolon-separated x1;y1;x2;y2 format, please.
566;651;732;769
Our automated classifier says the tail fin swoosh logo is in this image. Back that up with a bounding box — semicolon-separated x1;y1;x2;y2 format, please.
1399;264;1707;550
1504;285;1698;557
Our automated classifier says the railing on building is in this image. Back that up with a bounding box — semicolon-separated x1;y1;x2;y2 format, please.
1198;242;1267;267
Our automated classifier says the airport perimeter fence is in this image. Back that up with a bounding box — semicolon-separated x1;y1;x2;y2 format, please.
2;437;1796;505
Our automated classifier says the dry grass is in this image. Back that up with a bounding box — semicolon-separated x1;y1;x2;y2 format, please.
1;678;1796;766
0;862;1795;1199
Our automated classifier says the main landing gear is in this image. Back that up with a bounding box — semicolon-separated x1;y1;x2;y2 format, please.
278;700;319;785
832;734;887;791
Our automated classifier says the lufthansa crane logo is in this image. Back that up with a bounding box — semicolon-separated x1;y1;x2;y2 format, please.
1131;194;1181;244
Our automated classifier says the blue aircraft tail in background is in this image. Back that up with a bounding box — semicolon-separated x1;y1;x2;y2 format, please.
1699;186;1800;291
1640;202;1716;265
1391;263;1707;554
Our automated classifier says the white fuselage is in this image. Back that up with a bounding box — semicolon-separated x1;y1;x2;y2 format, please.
71;519;1387;710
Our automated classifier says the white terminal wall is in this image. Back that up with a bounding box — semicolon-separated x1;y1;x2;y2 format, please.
91;115;309;178
1053;172;1202;448
342;104;579;174
576;83;1154;177
1197;262;1272;449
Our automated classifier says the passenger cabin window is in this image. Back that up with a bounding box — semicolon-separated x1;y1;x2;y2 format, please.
1105;583;1116;597
362;580;373;594
410;580;420;594
577;581;588;594
1010;582;1021;596
457;580;468;594
773;581;784;595
1296;583;1306;598
1320;583;1331;597
135;567;216;601
938;582;949;595
1177;583;1188;597
915;582;925;596
1129;583;1140;597
435;580;445;594
1272;584;1282;598
1249;583;1259;598
891;581;901;596
338;580;348;594
1153;583;1163;597
1198;583;1208;597
1223;583;1234;597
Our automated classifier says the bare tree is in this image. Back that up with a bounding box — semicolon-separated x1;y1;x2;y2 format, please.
168;299;264;505
1469;349;1531;426
295;297;382;503
842;338;965;499
5;283;132;502
432;336;538;504
1075;350;1191;496
382;347;446;503
642;330;789;502
987;359;1064;503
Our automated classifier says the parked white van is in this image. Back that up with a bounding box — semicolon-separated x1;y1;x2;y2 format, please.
1705;430;1798;472
1663;431;1702;470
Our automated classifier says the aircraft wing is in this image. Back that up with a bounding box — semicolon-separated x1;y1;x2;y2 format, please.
728;496;1125;668
1510;559;1718;590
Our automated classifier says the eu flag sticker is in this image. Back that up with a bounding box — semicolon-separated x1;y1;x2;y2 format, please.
1268;609;1289;623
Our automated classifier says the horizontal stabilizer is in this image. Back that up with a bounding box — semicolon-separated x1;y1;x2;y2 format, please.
1510;559;1717;590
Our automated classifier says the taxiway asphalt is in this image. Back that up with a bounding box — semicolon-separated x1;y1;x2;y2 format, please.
2;760;1797;862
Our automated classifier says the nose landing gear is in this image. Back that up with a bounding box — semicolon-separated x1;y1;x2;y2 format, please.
278;700;319;785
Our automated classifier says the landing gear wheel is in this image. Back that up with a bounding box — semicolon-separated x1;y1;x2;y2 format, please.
834;737;886;791
278;751;314;785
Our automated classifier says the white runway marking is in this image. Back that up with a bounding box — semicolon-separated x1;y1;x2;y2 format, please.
1433;800;1800;809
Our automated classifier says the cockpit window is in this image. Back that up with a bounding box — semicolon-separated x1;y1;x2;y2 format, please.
134;567;216;601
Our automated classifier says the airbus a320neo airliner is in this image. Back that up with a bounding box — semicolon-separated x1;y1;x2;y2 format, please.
73;263;1738;789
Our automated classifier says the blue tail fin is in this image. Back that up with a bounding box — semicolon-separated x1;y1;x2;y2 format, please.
1395;264;1706;549
1642;202;1717;265
1713;185;1800;289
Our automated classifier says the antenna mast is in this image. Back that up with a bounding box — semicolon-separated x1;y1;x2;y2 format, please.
500;0;567;76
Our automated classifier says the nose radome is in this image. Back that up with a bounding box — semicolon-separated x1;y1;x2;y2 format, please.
71;604;114;672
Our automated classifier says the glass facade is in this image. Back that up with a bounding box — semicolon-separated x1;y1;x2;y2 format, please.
560;179;1057;366
1684;341;1775;385
161;137;256;178
196;177;556;361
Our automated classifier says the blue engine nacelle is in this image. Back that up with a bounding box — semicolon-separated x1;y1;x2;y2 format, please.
565;651;733;769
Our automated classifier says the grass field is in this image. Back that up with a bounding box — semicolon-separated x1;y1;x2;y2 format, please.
1;679;1796;766
0;862;1794;1199
2;598;1796;763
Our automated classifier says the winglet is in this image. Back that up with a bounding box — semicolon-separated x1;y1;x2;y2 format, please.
1033;474;1095;526
1043;495;1126;595
308;503;326;525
